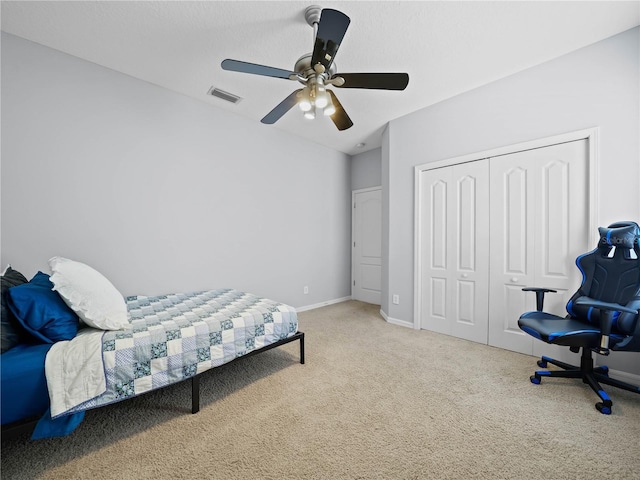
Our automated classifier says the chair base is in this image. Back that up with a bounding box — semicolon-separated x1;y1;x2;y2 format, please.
530;347;640;414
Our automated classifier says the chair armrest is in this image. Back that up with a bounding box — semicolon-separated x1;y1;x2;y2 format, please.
573;297;639;315
522;287;558;311
574;297;639;354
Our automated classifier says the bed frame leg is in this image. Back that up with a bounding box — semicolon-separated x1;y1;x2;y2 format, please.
191;375;200;414
189;332;304;414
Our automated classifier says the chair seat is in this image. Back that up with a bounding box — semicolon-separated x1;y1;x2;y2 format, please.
518;312;625;347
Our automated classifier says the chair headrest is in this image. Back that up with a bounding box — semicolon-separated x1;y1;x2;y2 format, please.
598;222;640;259
598;224;638;250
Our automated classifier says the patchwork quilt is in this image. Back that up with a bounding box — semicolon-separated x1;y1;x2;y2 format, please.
46;289;298;418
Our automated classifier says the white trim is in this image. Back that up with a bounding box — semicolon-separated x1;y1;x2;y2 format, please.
352;186;382;195
351;186;382;302
414;127;600;172
296;296;351;313
380;308;415;329
414;127;600;330
605;368;640;386
586;128;601;247
413;163;423;331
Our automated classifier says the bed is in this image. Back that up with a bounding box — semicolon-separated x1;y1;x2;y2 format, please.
1;259;304;440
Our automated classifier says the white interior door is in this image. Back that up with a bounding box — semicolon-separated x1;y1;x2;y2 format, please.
419;161;490;343
488;140;589;355
352;188;382;305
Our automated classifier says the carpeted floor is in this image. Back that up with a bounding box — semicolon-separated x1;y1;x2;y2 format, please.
2;300;640;479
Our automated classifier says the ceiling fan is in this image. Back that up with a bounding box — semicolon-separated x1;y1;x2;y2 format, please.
221;5;409;131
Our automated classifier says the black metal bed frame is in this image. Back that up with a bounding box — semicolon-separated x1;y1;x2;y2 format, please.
1;331;305;440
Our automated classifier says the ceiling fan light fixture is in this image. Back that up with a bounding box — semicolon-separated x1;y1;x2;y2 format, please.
298;86;313;112
314;91;329;109
303;109;316;120
323;95;336;116
299;99;313;112
313;76;329;108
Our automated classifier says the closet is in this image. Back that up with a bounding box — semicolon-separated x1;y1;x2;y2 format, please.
416;137;591;356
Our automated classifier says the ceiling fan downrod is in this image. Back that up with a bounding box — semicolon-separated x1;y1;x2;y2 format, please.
296;6;342;119
304;5;322;32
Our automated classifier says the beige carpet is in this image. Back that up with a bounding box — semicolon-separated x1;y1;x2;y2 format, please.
2;300;640;479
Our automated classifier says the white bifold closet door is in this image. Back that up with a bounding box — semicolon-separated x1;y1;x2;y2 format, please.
488;140;589;355
419;139;589;356
419;160;490;344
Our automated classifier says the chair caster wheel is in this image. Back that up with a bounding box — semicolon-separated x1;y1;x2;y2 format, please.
596;402;611;415
537;360;547;368
530;375;541;385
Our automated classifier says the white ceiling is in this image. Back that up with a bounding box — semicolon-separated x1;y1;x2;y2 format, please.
2;1;639;155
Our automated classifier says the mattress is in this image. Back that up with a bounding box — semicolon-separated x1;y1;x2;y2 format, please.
47;288;298;418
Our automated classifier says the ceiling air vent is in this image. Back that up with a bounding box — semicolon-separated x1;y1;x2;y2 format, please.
207;87;242;104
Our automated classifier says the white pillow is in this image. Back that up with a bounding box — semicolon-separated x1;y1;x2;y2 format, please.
49;256;129;330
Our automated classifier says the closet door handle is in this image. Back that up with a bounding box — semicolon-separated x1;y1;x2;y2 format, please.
461;273;468;278
511;277;519;283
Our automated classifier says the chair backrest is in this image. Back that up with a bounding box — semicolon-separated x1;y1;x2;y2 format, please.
566;222;640;342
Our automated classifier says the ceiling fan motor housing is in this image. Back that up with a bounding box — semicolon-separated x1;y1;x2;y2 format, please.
294;53;337;84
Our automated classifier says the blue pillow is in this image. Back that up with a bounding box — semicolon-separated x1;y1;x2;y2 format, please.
7;272;79;343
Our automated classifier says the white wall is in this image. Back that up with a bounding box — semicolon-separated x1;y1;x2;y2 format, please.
350;147;381;191
384;27;640;374
1;33;352;308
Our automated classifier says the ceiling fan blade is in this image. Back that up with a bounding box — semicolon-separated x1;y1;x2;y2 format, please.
221;59;296;80
261;89;303;124
335;73;409;90
328;90;353;131
311;9;350;71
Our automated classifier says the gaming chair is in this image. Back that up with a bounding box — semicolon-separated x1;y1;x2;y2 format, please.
517;221;640;414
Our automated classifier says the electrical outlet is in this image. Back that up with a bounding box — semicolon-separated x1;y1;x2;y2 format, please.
304;286;309;294
392;294;400;305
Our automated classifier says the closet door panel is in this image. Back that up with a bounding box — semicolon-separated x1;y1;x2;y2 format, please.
489;157;535;353
488;140;589;355
536;144;588;289
449;162;489;343
534;143;589;351
419;162;489;343
420;169;451;335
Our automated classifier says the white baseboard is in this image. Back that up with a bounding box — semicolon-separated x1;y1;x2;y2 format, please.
379;308;414;329
296;296;352;312
606;367;640;385
301;302;640;385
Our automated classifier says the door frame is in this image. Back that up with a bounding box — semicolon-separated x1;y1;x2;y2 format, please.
352;186;382;302
413;127;600;330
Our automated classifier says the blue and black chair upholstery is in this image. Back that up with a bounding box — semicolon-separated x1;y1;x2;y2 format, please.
518;221;640;414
